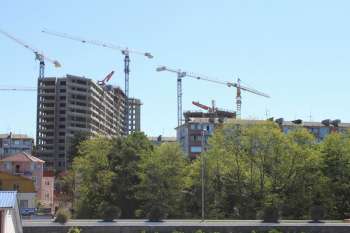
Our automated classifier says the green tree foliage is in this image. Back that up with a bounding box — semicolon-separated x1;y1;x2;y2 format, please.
320;132;350;219
107;132;153;217
73;136;114;218
68;121;350;220
136;143;187;219
67;131;93;167
184;122;324;219
72;132;153;218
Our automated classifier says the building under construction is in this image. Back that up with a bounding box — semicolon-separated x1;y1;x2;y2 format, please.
177;109;236;159
36;74;140;171
128;98;142;133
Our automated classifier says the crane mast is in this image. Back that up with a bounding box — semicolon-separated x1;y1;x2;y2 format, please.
157;65;270;124
42;29;153;134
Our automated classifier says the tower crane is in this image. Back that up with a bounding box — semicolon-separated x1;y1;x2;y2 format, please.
156;66;270;125
42;29;153;134
0;87;36;91
98;71;115;86
192;101;217;113
0;29;61;79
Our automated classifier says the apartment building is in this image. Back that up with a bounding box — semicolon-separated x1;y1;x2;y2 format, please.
177;110;236;159
36;74;127;171
0;133;33;159
178;115;350;158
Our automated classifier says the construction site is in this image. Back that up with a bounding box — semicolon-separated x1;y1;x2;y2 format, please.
36;74;138;171
4;26;348;171
0;27;275;170
0;29;149;171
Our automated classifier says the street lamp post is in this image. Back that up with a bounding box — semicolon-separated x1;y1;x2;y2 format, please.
201;128;206;222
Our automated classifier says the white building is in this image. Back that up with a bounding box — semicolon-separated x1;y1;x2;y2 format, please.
0;191;23;233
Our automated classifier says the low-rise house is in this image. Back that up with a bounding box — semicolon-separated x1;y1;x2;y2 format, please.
0;133;33;159
0;171;36;211
0;152;44;195
40;171;55;212
0;152;54;213
0;191;23;233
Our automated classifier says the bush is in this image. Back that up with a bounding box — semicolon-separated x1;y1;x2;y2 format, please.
309;205;325;223
147;205;167;222
67;227;82;233
54;208;71;224
98;201;121;222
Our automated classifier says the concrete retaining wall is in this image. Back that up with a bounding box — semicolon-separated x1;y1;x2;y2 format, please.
23;221;350;233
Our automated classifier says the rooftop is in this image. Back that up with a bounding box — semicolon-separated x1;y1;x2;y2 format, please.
1;152;44;163
0;133;33;140
148;136;177;142
0;191;17;209
226;119;350;128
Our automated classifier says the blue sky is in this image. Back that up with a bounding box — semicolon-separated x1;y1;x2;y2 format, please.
1;0;350;138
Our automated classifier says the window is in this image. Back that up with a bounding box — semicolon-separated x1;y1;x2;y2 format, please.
190;146;202;153
20;200;28;209
32;176;37;185
15;165;20;173
5;162;11;170
13;184;20;191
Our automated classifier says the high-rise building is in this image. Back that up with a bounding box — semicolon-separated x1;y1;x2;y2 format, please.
0;133;33;159
128;98;141;133
36;74;127;171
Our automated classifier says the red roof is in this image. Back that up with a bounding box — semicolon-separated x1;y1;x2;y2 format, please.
0;152;45;163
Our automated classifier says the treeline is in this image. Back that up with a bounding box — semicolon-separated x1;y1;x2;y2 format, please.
60;121;350;220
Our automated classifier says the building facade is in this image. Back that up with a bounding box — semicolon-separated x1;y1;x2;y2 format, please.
0;133;33;159
0;152;54;212
36;74;127;171
128;98;141;133
177;110;235;159
0;171;36;211
40;171;54;212
278;119;350;141
177;114;350;158
0;191;23;233
148;135;177;145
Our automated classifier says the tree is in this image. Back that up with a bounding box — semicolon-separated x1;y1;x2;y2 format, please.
108;132;153;218
320;132;350;219
73;136;114;218
72;132;153;219
278;128;324;219
184;121;324;220
67;131;93;167
136;143;187;219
